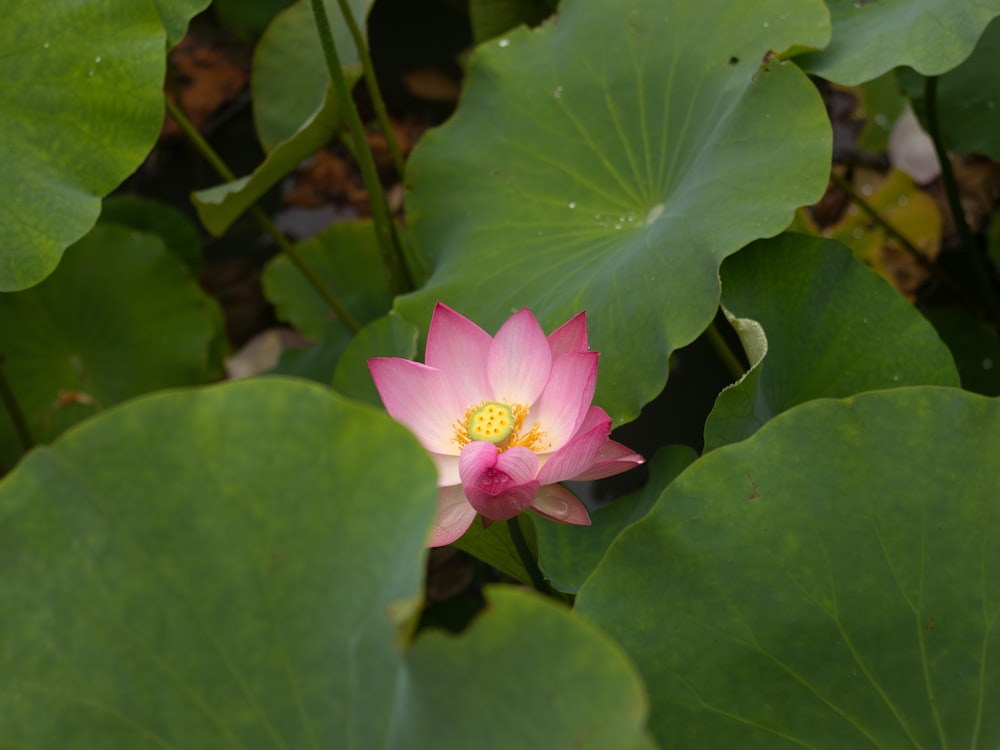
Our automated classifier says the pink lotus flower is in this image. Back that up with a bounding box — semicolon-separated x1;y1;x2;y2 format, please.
369;303;645;547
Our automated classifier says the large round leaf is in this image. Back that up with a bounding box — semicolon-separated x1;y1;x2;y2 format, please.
0;378;652;748
152;0;212;46
898;15;1000;160
704;234;959;450
398;0;832;423
193;82;356;236
390;586;654;749
214;0;296;40
0;379;438;749
798;0;1000;85
535;445;697;594
0;0;166;291
101;195;203;274
0;224;224;468
332;312;418;405
468;0;558;43
252;0;370;151
923;304;1000;396
577;386;1000;747
262;220;394;339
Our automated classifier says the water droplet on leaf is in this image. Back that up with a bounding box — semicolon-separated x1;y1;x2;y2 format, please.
645;203;665;225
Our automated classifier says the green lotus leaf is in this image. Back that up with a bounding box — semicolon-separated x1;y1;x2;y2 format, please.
192;82;359;236
398;0;832;423
468;0;558;43
703;234;959;450
0;378;651;748
392;586;655;750
855;71;908;153
0;224;224;468
101;195;202;274
535;445;697;594
0;0;165;291
269;333;353;383
922;305;1000;396
453;513;540;587
0;379;437;749
152;0;212;46
577;386;1000;747
253;0;370;151
213;0;296;39
332;312;419;405
262;220;393;341
898;16;1000;160
798;0;1000;85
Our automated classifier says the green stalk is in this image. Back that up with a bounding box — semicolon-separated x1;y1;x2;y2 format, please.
705;319;745;381
829;171;979;312
0;356;33;453
506;518;556;597
165;96;236;181
309;0;414;295
335;0;406;178
164;97;361;333
830;171;931;267
923;75;1000;324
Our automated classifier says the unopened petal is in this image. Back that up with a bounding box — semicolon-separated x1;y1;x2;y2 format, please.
495;445;539;483
459;443;540;521
429;485;477;547
570;440;645;480
424;302;492;406
458;443;538;487
547;311;588;357
458;440;500;486
531;484;591;526
536;407;612;484
467;480;540;521
488;308;552;405
368;358;463;452
529;352;598;449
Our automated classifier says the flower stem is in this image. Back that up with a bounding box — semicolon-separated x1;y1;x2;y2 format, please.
309;0;414;296
923;75;1000;324
164;97;361;333
0;355;33;454
335;0;406;178
829;171;929;265
829;171;981;312
506;517;552;596
164;96;236;181
705;319;745;381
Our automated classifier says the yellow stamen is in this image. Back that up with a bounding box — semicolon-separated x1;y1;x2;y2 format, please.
507;403;546;452
453;400;547;453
